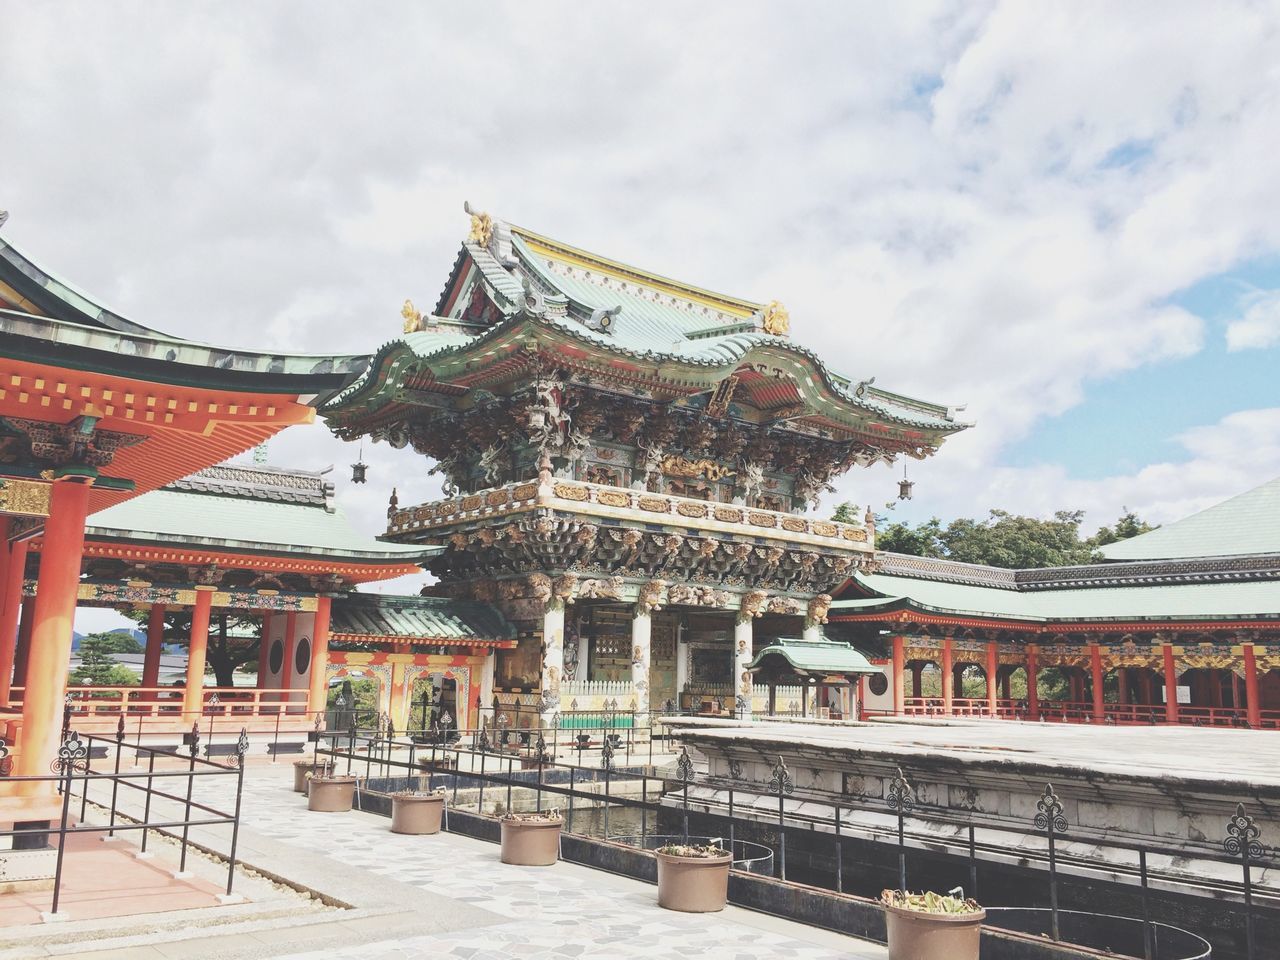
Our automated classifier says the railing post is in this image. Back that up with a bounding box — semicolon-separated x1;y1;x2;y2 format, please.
834;802;843;893
886;767;915;891
178;721;199;876
768;755;794;881
140;748;157;854
675;746;695;844
50;730;87;918
1139;848;1153;960
1034;783;1068;942
227;729;249;896
107;715;125;837
1224;802;1267;960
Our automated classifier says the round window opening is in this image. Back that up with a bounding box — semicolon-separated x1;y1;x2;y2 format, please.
295;637;311;675
868;673;889;697
268;638;284;675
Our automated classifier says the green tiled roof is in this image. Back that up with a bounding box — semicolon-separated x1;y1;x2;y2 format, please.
836;572;1280;623
332;593;515;643
86;464;434;563
1099;476;1280;561
748;636;879;675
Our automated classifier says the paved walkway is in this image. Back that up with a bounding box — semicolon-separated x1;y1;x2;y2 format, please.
52;762;885;959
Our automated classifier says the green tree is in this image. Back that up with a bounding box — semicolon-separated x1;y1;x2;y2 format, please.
70;632;142;687
830;501;861;524
89;631;143;655
122;608;261;687
859;508;1157;569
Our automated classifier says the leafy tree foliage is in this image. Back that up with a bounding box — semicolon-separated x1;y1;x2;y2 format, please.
122;608;262;687
871;508;1158;569
70;632;142;686
830;501;862;524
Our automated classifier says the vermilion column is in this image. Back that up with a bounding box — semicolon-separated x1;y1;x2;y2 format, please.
941;635;954;714
985;641;998;716
1117;667;1129;705
257;611;273;688
1090;644;1105;723
0;536;30;705
280;611;298;691
1162;642;1179;724
1244;644;1262;729
142;603;166;690
911;663;923;697
307;597;332;717
12;596;35;690
181;587;215;717
891;635;905;715
1027;644;1039;719
15;479;92;779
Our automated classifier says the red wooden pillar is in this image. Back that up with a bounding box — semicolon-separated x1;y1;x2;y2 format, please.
999;668;1011;700
181;587;214;717
1210;668;1224;709
1090;644;1105;723
941;636;954;714
891;635;905;716
0;535;29;705
142;603;166;690
281;611;298;691
257;611;273;688
1244;644;1262;729
15;478;92;779
1162;642;1179;724
911;663;923;698
985;642;998;716
307;597;332;717
12;596;35;690
1117;667;1129;705
1026;644;1039;719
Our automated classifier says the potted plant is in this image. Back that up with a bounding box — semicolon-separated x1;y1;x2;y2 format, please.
880;889;984;960
307;772;358;812
499;809;563;865
391;788;446;835
655;842;732;913
293;758;333;793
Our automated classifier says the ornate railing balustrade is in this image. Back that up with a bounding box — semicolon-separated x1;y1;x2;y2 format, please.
384;476;874;552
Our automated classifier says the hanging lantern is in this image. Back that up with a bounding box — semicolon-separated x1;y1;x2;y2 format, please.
351;440;368;484
897;463;914;501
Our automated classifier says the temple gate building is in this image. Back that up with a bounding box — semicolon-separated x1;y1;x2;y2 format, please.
319;208;967;728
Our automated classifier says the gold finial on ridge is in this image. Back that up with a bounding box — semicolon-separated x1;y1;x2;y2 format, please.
401;299;423;334
762;300;790;336
464;200;494;247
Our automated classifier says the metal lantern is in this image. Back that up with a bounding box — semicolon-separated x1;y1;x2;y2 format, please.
351;440;368;484
897;463;914;501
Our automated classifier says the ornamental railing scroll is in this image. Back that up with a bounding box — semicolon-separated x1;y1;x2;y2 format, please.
768;756;795;880
676;745;696;842
886;767;915;891
1224;803;1269;960
1033;783;1069;942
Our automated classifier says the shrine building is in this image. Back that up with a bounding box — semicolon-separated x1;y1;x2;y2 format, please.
318;207;968;729
832;476;1280;728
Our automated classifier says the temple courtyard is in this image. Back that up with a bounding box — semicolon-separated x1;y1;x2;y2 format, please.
0;761;882;960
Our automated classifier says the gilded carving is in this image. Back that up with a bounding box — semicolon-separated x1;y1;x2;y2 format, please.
461;495;483;511
553;482;590;502
806;593;832;626
597;489;631;508
676;502;708;518
738;589;768;623
512;483;539;501
0;478;51;517
660;454;734;481
552;573;578;604
635;580;666;613
401;299;424;334
766;596;803;616
668;584;731;607
748;512;777;527
714;506;743;523
842;527;869;542
486;490;509;507
578;576;624;600
638;496;670;513
465;201;494;246
761;300;790;336
527;572;553;605
781;517;807;533
812;521;837;537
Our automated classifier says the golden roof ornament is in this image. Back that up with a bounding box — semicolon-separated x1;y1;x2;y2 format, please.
761;300;790;336
464;200;494;247
401;299;424;334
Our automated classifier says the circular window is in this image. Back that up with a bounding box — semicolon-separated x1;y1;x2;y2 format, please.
268;638;284;675
295;637;311;675
868;673;889;697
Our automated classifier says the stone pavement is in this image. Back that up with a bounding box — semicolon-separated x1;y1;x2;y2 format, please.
59;761;885;960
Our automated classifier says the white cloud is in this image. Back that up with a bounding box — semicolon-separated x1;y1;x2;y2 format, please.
1226;290;1280;351
2;1;1279;545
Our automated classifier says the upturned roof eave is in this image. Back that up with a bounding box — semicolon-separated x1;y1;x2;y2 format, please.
322;311;966;439
81;525;438;565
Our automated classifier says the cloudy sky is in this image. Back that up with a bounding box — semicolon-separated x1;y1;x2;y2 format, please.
4;1;1280;607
